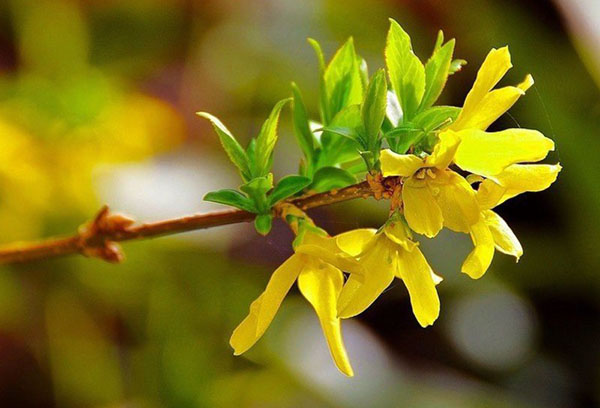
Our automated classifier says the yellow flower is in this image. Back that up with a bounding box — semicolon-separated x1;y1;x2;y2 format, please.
381;46;561;279
380;132;480;239
449;46;561;276
335;222;442;328
448;46;555;178
476;164;563;209
453;163;560;278
229;228;363;377
463;163;562;277
450;47;533;132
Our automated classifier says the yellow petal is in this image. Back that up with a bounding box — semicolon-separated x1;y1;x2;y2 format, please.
517;73;535;91
296;231;364;275
455;75;533;131
466;174;484;184
297;259;354;377
431;271;444;285
424;130;461;169
335;228;377;257
461;217;495;279
395;246;440;327
383;220;417;251
490;163;562;204
337;235;396;319
230;253;303;355
454;128;555;176
451;47;512;130
483;210;523;261
476;179;507;210
430;171;479;233
380;149;423;177
336;276;363;317
403;177;444;238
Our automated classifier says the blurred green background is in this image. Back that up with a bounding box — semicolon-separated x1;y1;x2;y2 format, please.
0;0;598;407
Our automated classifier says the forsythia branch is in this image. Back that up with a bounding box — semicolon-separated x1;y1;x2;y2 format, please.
0;177;399;265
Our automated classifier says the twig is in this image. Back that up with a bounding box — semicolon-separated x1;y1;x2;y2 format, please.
0;177;400;265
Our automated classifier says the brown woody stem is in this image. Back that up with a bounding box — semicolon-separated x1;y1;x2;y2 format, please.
0;177;401;265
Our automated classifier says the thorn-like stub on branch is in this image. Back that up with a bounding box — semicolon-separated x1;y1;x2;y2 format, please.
77;206;135;263
81;242;125;263
92;205;136;233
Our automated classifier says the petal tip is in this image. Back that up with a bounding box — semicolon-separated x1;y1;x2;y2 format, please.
416;314;438;328
418;224;443;239
341;367;355;377
337;307;357;320
461;263;486;280
514;251;523;263
493;46;512;67
518;74;534;91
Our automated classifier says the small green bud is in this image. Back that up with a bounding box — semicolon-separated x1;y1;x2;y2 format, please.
254;214;273;236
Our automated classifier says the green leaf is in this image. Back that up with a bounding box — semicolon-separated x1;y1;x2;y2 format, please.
386;90;402;127
358;57;369;91
197;112;250;181
433;30;444;53
420;38;455;110
386;106;460;154
412;105;460;133
319;104;362;166
307;38;326;74
309;167;356;193
361;69;387;150
308;38;330;124
240;174;274;196
323;38;363;124
268;175;312;206
291;83;316;168
385;19;425;121
246;138;256;158
254;98;291;177
449;59;467;75
321;126;360;141
203;189;257;213
254;214;273;236
326;105;362;136
385;127;424;154
240;174;274;213
358;150;379;172
343;159;368;175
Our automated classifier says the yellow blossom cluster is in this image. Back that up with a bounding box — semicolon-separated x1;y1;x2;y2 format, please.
231;47;560;376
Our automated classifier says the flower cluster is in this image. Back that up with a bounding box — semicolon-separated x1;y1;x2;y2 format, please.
201;20;561;376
